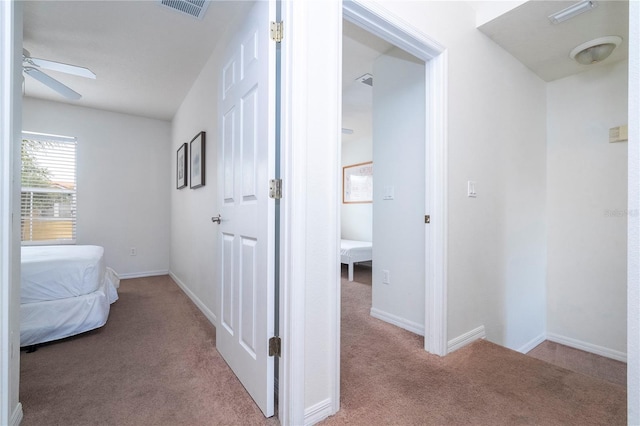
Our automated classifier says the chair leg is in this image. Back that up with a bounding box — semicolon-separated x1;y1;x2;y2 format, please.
349;262;354;281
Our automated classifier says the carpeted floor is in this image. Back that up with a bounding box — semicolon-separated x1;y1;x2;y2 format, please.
20;275;277;426
320;264;626;425
20;270;626;425
527;340;627;387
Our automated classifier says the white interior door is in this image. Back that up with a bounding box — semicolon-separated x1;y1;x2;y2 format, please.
216;0;276;417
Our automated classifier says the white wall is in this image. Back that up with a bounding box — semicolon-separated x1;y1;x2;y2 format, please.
341;137;372;241
169;17;231;324
22;98;171;277
367;1;548;352
547;60;628;357
370;47;426;333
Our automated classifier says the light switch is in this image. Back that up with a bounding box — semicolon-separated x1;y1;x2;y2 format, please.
383;186;394;200
467;181;477;198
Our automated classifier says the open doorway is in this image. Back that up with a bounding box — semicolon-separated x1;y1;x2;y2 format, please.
340;1;448;358
341;20;427;335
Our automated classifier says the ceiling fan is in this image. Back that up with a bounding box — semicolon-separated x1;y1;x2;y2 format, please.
22;49;96;100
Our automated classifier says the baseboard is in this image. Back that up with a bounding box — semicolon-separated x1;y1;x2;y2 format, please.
447;325;486;353
370;308;424;336
517;333;547;354
168;271;217;327
547;332;627;363
10;403;23;426
304;398;334;426
118;270;169;279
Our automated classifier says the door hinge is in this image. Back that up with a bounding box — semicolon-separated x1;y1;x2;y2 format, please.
269;179;282;199
425;215;431;224
270;21;283;43
269;336;281;357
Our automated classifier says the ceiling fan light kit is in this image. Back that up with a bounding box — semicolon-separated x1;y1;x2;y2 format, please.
570;35;622;65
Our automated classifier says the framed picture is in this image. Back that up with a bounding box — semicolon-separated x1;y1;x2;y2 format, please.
176;143;188;189
343;161;373;203
190;131;206;189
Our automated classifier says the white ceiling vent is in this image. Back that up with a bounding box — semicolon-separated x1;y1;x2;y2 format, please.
357;73;373;87
159;0;210;19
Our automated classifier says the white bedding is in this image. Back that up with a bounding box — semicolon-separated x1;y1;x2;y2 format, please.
21;245;106;303
341;239;372;282
20;245;120;347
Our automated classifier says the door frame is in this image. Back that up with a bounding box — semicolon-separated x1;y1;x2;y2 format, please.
278;0;448;423
342;1;449;356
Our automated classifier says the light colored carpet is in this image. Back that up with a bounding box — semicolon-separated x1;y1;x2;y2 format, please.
20;269;626;425
527;340;627;387
320;264;626;425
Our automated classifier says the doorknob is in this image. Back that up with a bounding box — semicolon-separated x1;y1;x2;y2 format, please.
211;214;222;224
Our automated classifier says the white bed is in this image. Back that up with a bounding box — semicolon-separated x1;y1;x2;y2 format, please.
20;245;120;347
340;239;373;282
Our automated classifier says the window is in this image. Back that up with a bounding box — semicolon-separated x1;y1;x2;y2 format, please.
21;132;77;245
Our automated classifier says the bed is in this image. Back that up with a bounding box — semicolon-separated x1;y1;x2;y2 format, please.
340;239;373;282
20;245;120;347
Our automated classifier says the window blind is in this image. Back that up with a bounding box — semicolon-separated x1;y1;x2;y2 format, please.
21;132;77;245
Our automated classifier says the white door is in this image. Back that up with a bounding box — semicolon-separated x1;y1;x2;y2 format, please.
216;0;276;417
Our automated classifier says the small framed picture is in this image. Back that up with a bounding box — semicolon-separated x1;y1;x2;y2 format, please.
343;161;373;203
190;131;206;189
176;143;188;189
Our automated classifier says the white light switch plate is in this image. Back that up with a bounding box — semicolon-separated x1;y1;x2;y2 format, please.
468;181;477;198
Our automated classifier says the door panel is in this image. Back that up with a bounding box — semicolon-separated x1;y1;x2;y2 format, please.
216;0;275;418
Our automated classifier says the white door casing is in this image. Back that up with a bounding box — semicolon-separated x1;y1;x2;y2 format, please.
216;0;276;417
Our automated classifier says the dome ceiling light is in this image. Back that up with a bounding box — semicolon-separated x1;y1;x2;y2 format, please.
569;36;622;65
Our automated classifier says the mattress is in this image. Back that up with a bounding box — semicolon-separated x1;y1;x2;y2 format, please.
20;245;120;346
340;239;373;260
21;245;106;304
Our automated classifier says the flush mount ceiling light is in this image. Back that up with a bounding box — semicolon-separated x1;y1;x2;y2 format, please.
570;36;622;65
548;0;597;24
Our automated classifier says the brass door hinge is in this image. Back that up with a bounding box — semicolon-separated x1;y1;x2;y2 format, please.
425;215;431;224
270;21;283;43
269;336;281;357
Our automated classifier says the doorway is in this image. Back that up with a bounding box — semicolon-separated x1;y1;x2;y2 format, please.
341;0;448;357
341;20;427;335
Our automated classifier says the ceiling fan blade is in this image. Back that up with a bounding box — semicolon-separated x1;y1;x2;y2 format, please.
24;67;82;100
26;57;96;80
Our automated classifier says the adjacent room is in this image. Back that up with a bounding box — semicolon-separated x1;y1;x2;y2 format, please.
2;0;633;425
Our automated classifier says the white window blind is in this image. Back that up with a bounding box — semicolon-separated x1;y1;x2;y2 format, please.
21;132;77;245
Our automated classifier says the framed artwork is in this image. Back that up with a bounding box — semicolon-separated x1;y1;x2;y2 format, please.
176;143;188;189
190;131;206;189
343;161;373;203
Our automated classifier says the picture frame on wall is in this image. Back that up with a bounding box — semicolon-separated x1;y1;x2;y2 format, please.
343;161;373;203
190;131;206;189
176;143;188;189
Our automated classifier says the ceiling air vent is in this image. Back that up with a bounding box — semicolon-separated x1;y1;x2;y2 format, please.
357;73;373;87
159;0;210;20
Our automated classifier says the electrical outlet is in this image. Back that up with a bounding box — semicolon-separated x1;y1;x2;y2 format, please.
130;247;137;256
382;269;390;284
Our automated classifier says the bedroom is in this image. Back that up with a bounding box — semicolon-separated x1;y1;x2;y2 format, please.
1;0;639;425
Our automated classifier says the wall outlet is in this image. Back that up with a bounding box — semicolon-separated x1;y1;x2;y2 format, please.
382;269;390;284
130;247;137;256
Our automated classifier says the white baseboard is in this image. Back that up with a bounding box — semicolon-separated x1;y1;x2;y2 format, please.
517;333;547;354
118;270;169;279
304;398;334;426
10;403;23;426
547;332;627;363
370;308;425;336
447;325;486;353
168;271;217;327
